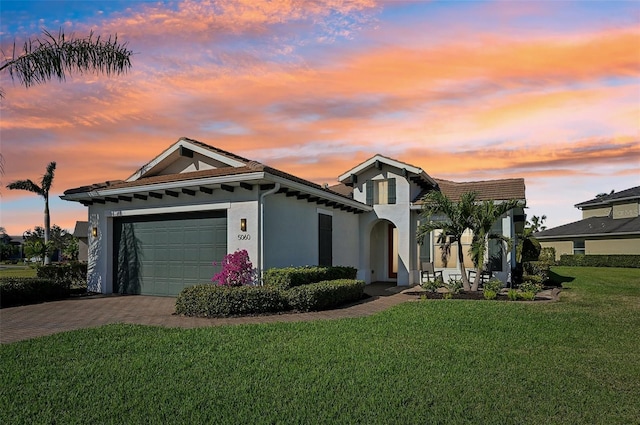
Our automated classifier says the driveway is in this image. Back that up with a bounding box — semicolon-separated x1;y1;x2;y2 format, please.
0;283;408;344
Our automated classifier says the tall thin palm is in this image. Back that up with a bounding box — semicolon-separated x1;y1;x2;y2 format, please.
469;199;521;291
7;162;56;264
417;191;477;291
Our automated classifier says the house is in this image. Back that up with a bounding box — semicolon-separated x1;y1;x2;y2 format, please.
72;221;89;262
536;186;640;260
61;137;526;296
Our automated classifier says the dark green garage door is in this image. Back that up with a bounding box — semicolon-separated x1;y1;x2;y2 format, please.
114;211;227;296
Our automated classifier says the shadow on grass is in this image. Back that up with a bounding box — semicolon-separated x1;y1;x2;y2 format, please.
548;270;575;287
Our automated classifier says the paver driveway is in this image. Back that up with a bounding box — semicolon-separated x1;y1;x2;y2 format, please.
0;283;408;344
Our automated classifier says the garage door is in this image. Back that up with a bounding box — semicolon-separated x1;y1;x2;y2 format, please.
113;211;227;296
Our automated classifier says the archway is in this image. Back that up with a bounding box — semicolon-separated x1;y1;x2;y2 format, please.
369;219;398;282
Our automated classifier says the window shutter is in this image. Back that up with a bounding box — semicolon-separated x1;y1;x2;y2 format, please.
366;180;373;205
388;178;396;204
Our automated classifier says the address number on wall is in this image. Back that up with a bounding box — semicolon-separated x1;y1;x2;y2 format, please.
237;234;251;241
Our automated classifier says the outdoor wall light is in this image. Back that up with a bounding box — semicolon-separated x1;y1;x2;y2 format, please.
240;218;247;232
92;227;98;238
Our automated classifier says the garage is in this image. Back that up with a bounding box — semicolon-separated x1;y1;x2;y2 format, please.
113;211;227;296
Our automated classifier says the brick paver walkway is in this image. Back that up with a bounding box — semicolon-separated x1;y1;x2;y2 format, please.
0;283;410;344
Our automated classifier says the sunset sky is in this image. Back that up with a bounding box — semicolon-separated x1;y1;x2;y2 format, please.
1;0;639;236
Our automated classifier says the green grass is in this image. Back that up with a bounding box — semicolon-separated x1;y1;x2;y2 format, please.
0;267;37;278
1;267;639;424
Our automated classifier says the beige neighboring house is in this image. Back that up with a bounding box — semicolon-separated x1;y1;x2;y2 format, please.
535;186;640;260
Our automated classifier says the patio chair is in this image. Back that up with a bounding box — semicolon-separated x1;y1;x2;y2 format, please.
468;269;492;287
421;262;444;285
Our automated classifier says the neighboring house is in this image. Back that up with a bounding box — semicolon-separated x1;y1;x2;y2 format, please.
72;221;89;262
61;137;526;296
0;234;23;262
536;186;640;260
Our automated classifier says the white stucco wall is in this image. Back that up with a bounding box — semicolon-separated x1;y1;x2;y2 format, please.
262;193;359;269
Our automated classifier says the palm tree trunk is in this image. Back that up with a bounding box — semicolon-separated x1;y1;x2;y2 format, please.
470;235;487;292
44;195;50;265
457;238;471;291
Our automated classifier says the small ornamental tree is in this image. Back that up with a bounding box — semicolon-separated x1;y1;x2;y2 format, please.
212;249;256;287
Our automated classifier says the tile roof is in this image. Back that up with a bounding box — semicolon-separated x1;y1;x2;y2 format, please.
535;215;640;239
413;178;526;204
575;186;640;209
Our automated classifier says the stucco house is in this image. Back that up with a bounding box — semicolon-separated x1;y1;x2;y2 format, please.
61;137;526;296
536;186;640;260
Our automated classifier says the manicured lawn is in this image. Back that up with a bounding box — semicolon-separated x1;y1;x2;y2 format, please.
0;266;37;278
1;267;638;424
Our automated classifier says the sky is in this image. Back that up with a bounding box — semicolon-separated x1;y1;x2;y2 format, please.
1;0;639;236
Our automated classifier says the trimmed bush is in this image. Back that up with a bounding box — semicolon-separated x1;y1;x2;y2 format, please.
287;279;365;312
263;266;357;290
0;277;69;308
37;262;87;287
559;254;640;268
539;247;556;264
175;285;288;317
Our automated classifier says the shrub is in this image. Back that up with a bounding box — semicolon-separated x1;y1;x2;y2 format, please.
507;289;519;301
539;247;556;264
175;285;288;317
287;279;365;312
444;278;463;295
559;254;640;268
484;277;503;293
212;250;257;287
422;277;443;292
36;262;87;288
483;290;497;300
0;277;69;308
518;291;536;301
519;281;543;294
263;266;357;290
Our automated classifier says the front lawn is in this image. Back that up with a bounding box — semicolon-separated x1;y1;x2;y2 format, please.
1;267;639;424
0;266;36;278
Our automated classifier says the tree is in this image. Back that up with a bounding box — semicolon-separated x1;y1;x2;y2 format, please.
417;191;477;291
22;224;75;263
0;29;132;98
469;199;521;291
517;215;547;263
7;162;56;264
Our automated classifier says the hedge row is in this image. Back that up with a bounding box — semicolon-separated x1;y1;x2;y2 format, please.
287;279;365;312
175;279;365;317
559;254;640;268
0;277;70;308
175;285;287;317
262;266;357;290
36;262;88;287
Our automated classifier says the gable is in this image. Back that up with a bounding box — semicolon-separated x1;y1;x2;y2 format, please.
126;137;249;182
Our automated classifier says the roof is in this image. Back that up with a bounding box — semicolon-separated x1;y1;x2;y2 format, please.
338;154;437;189
535;215;640;239
413;178;526;204
73;221;89;238
575;186;640;209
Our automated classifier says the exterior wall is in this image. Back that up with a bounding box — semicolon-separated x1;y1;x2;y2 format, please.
86;187;260;294
612;202;639;220
586;238;640;255
582;207;611;219
262;193;359;269
540;241;573;260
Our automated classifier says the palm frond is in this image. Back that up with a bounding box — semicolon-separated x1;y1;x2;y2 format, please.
41;161;56;193
6;179;43;196
0;29;132;93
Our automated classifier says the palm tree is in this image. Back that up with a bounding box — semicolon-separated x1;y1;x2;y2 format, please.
0;29;132;98
469;199;521;291
6;162;56;264
417;191;477;291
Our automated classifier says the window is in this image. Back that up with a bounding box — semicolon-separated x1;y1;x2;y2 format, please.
366;179;396;205
573;240;585;255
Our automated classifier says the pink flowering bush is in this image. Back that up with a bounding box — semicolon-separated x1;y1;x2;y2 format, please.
212;249;257;286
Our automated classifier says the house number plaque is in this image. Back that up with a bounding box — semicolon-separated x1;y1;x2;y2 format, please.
237;234;251;241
